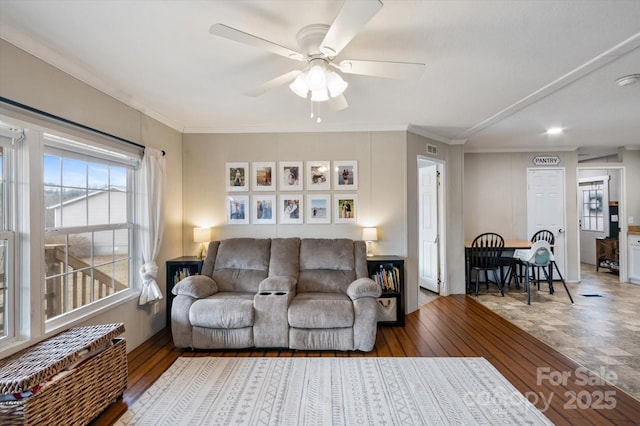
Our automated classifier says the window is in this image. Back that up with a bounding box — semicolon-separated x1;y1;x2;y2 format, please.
0;123;18;342
43;134;136;321
581;186;604;231
0;111;143;352
579;178;608;232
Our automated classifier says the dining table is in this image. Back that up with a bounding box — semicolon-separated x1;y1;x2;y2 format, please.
464;239;562;296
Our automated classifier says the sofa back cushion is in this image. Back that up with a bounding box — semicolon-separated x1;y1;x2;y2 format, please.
298;239;357;293
269;238;301;278
211;238;271;293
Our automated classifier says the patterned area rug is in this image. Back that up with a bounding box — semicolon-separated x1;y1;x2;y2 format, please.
116;357;551;425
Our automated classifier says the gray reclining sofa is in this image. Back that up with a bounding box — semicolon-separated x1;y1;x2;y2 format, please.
171;238;381;351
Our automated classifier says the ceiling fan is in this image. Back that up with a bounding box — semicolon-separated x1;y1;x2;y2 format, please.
210;0;425;119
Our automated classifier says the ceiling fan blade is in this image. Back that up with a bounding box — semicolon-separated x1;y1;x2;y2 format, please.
338;59;425;80
320;0;383;57
210;23;304;61
244;70;303;97
328;94;349;111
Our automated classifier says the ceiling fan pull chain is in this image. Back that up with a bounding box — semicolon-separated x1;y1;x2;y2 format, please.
310;101;321;123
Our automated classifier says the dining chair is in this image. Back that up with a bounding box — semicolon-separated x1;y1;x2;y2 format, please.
467;232;505;297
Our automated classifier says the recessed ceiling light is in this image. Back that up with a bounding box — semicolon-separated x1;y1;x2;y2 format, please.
616;74;640;87
546;127;564;135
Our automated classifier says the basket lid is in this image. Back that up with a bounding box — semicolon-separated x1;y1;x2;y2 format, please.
0;323;124;395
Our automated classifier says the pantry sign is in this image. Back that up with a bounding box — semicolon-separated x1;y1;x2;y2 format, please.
532;155;561;166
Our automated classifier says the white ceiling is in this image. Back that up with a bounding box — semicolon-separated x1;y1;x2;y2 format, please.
1;0;639;153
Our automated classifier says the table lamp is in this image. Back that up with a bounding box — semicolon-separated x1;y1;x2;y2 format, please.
193;227;213;259
362;227;378;257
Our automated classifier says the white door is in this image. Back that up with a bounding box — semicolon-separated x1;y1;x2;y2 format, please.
419;164;439;292
527;168;567;277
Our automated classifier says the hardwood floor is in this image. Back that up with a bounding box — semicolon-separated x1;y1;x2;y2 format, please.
93;295;640;425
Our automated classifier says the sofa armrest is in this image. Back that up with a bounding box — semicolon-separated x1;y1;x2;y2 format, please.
347;278;382;300
172;275;218;299
258;276;297;293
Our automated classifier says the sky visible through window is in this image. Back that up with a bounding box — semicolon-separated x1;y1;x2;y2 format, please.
44;155;126;190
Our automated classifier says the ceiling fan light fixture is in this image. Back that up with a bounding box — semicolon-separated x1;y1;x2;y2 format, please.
306;63;327;91
326;71;348;97
311;88;329;102
289;74;309;98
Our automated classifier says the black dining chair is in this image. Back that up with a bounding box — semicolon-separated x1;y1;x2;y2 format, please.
467;232;505;297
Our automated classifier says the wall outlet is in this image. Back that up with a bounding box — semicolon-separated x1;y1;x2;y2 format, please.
152;302;160;315
630;216;635;224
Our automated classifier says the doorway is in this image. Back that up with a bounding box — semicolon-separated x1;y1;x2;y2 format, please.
418;157;445;299
576;166;627;283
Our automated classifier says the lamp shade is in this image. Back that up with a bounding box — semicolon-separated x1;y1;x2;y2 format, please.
362;227;378;241
193;227;213;243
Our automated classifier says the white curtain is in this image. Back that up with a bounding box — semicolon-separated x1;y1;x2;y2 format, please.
138;147;166;305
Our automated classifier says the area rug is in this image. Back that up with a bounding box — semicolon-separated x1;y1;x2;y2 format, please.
116;357;552;425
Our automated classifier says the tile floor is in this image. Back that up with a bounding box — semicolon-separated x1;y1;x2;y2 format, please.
472;263;640;402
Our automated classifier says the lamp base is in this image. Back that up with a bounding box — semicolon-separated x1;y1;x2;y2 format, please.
366;241;374;257
197;244;207;260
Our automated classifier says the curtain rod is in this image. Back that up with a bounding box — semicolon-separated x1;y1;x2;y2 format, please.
0;96;165;156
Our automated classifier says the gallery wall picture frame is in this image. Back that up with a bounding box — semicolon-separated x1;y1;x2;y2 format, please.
252;161;276;191
334;160;358;190
226;162;249;192
252;194;276;224
306;194;331;224
279;161;303;191
306;160;331;191
279;194;303;224
334;194;358;224
226;195;249;224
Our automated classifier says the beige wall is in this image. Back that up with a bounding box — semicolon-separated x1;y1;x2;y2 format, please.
181;130;408;257
1;39;183;351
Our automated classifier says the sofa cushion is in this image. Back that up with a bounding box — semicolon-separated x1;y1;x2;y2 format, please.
288;292;354;328
298;239;357;293
189;292;254;329
299;238;354;271
212;238;271;292
298;269;357;294
269;238;300;278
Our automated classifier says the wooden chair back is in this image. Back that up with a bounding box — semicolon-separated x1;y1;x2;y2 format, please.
469;232;505;270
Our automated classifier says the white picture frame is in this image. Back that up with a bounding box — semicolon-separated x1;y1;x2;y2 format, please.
334;194;357;224
226;195;249;224
252;161;275;191
251;195;276;224
306;194;331;224
306;160;331;191
226;162;249;192
279;194;303;224
279;161;303;191
334;160;358;190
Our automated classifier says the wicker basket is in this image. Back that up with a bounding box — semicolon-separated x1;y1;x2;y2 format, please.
0;323;127;426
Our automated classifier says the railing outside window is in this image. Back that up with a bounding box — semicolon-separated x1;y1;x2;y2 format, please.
43;137;135;320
